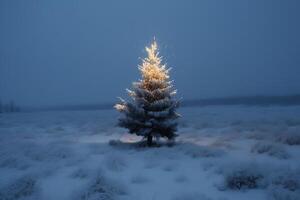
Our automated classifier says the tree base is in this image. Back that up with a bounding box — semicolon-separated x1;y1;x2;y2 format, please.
147;135;153;146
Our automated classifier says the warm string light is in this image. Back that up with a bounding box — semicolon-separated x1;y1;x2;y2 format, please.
139;40;170;89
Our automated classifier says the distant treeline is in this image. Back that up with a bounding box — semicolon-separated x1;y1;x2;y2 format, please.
22;94;300;112
182;95;300;107
0;100;21;113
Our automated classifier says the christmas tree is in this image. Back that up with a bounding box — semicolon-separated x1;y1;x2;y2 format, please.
115;39;180;146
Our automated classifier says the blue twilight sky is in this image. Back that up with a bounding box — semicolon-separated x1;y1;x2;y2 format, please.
0;0;300;106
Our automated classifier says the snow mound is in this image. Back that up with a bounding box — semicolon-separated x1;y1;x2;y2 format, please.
0;176;39;200
276;127;300;145
75;171;127;200
251;141;290;159
218;162;267;190
268;168;300;200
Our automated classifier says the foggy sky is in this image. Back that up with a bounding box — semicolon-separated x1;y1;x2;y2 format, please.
1;0;300;106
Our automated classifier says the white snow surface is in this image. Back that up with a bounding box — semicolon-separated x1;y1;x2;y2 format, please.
0;105;300;200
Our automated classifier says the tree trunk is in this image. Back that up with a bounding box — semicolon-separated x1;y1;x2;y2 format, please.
147;135;153;146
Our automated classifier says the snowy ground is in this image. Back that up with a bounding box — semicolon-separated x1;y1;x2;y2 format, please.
0;105;300;200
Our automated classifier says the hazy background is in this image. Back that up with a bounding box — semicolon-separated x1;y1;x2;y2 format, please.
1;0;300;107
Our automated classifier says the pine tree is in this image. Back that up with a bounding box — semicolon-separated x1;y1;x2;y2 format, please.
115;40;180;146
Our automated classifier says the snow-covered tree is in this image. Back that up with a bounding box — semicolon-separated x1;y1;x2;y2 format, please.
115;40;180;146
